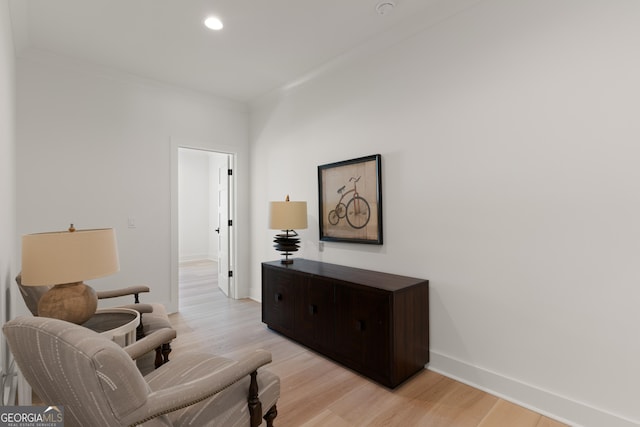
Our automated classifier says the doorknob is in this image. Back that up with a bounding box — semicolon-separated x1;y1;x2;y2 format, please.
215;227;220;234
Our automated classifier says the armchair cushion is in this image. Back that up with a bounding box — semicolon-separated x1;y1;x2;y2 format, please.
140;303;172;336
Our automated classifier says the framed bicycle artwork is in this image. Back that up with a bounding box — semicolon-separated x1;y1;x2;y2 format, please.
318;154;383;244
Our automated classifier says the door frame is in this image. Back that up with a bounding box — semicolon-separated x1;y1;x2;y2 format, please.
170;138;238;311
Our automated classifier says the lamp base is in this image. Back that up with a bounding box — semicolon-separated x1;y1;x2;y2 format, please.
37;282;98;325
273;230;300;264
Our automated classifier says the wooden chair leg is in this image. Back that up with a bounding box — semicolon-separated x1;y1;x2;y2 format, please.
264;404;277;427
153;343;172;368
161;343;171;364
248;371;262;427
136;316;145;341
154;347;163;368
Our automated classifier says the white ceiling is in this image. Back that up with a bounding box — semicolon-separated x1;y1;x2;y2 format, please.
9;0;481;103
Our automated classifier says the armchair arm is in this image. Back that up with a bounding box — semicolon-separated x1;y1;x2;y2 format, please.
123;328;177;360
118;303;154;314
122;350;272;427
96;285;150;300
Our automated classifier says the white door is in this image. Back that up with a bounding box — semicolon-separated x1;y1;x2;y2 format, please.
217;156;231;296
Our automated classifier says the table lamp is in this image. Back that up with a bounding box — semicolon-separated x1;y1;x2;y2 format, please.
20;225;120;324
269;196;307;264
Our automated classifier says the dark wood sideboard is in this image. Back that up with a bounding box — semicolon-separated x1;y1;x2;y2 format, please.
261;259;429;388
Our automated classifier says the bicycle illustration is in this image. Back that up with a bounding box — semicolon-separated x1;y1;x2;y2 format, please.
327;176;371;229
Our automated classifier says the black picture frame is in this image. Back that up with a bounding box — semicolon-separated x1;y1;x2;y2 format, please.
318;154;383;244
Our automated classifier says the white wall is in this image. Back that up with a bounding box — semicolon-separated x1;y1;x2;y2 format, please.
249;1;640;426
0;0;16;403
178;148;227;262
16;52;249;312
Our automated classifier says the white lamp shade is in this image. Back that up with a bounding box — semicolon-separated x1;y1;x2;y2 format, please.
21;228;120;286
269;201;308;230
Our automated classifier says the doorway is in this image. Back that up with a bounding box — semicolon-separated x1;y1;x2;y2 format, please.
177;148;234;307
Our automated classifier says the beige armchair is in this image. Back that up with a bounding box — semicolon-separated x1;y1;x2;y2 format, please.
16;274;175;368
3;316;280;427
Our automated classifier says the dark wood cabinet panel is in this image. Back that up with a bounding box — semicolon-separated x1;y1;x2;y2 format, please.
261;267;297;337
334;285;390;382
296;276;334;352
261;259;429;388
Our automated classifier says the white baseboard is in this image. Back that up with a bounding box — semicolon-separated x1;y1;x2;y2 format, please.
428;351;638;427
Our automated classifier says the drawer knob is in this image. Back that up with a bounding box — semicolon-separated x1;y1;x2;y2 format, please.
356;320;365;331
275;293;283;302
309;304;318;315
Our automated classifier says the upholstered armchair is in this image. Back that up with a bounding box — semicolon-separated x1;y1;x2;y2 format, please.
15;273;175;368
3;316;280;427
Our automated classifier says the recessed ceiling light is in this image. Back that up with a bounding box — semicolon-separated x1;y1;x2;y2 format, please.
204;16;223;31
376;1;396;15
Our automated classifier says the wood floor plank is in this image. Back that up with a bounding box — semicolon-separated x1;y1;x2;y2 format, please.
537;416;572;427
478;400;542;427
173;260;569;427
416;382;499;427
327;381;408;426
300;409;352;427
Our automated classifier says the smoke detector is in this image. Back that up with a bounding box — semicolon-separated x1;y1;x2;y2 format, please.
376;1;396;16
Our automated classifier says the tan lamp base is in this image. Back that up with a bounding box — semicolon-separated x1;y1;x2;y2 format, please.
37;282;98;325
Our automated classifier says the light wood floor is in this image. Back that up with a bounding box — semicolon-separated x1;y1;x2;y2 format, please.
173;260;568;427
